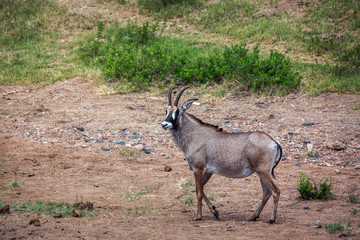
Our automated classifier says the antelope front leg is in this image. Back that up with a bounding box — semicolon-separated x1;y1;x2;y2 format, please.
193;169;205;221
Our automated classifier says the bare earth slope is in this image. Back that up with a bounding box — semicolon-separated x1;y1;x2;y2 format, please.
1;78;359;239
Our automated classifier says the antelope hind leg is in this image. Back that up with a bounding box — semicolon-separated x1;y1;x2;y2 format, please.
249;178;271;222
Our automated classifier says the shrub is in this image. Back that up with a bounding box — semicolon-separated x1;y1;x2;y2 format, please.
80;21;301;93
297;172;334;200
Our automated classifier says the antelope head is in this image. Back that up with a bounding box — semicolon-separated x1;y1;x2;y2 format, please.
161;86;197;130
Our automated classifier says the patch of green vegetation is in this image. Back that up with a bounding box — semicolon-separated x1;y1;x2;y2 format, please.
297;172;334;200
118;148;143;159
0;201;97;217
124;186;153;200
348;186;359;204
351;209;358;215
80;21;301;94
119;202;163;217
2;180;23;190
325;218;351;234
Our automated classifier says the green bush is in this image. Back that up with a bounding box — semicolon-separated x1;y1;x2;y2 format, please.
297;172;334;200
80;21;301;93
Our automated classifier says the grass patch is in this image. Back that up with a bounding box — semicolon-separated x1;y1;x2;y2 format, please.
348;186;359;204
325;218;351;234
2;180;23;190
0;201;97;217
118;147;143;159
119;202;166;218
297;172;334;200
123;186;153;200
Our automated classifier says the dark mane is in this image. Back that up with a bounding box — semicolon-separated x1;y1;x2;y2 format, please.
186;113;223;131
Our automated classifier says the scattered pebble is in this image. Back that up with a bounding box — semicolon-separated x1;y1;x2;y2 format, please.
78;202;93;210
101;147;110;151
29;218;41;226
164;165;172;172
268;114;276;119
54;213;62;218
354;165;360;170
131;134;143;139
314;220;322;228
142;147;154;154
232;130;242;133
72;209;82;218
0;204;10;214
302;122;315;127
326;141;346;151
75;126;84;131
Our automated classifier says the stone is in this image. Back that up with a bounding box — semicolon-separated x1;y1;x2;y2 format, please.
75;126;84;131
142;147;154;154
0;205;10;214
314;219;322;228
72;209;82;218
164;165;172;172
54;213;62;218
29;218;41;226
268;114;276;120
232;130;242;133
101;147;110;151
326;141;346;151
354;165;360;170
302;122;315;127
307;143;313;152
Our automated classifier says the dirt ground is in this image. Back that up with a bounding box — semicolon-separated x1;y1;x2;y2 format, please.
0;78;359;239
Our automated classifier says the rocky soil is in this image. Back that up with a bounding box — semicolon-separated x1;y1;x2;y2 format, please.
0;78;359;239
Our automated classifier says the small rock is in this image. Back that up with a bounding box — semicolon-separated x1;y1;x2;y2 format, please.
131;134;143;139
78;202;93;211
314;220;322;228
101;147;110;151
54;213;62;218
255;102;269;109
268;114;276;120
72;209;82;218
75;126;84;131
97;128;104;131
307;143;313;152
341;161;350;168
164;165;172;172
326;141;346;151
302;122;315;127
121;125;128;131
142;147;154;154
334;169;341;174
112;141;125;145
232;130;242;133
303;206;310;210
253;117;258;122
354;165;360;170
29;218;41;226
0;205;10;214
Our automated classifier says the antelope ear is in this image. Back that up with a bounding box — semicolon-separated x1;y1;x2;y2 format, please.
181;99;198;111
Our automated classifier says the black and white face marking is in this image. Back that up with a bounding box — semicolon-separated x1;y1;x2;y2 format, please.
161;107;179;129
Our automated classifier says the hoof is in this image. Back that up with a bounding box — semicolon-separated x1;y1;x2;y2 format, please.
248;216;259;222
211;206;220;220
193;216;202;221
269;219;275;224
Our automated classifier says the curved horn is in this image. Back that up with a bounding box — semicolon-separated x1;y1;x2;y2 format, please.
168;86;177;106
175;86;190;107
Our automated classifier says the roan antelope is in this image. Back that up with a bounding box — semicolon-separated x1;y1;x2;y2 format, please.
161;86;282;223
